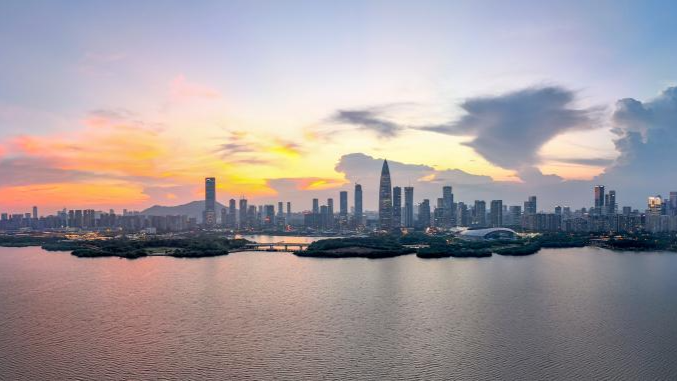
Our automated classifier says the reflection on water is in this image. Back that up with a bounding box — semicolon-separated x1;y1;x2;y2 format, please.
1;244;677;380
235;234;334;244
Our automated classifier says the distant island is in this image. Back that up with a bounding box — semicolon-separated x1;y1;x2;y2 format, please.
294;232;676;259
1;231;676;260
0;234;249;259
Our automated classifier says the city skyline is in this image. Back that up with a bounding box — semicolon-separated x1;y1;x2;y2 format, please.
5;159;676;236
2;1;677;213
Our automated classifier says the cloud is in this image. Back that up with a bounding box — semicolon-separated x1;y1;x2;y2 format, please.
170;75;221;100
546;157;615;167
421;86;599;170
595;87;677;202
325;86;600;175
330;108;405;138
214;131;303;165
0;157;103;187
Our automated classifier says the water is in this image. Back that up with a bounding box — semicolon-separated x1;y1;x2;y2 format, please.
2;243;677;380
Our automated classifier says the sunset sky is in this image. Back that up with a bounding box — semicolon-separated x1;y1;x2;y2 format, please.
2;1;677;213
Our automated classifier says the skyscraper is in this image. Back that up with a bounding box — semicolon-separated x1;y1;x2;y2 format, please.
378;160;393;229
524;196;537;215
354;184;363;227
594;185;605;213
228;199;237;227
339;191;348;217
312;198;319;214
239;198;248;229
286;202;292;220
393;186;402;228
418;199;431;229
204;177;216;226
442;186;454;227
221;208;228;226
648;196;664;215
607;190;617;215
670;192;677;216
490;200;503;227
404;187;414;228
32;206;38;219
474;200;487;227
327;198;334;228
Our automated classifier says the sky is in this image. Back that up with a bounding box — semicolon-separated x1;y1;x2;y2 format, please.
1;0;677;214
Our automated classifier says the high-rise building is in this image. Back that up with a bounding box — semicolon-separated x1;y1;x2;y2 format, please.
263;205;275;226
32;206;38;219
227;199;237;227
221;208;228;226
404;187;414;228
312;198;319;214
456;202;469;226
327;198;334;228
378;160;393;229
339;191;348;217
204;177;216;226
607;190;617;215
418;199;431;229
594;185;605;214
239;198;248;229
393;186;402;228
354;184;363;227
474;200;487;227
648;196;664;215
286;202;292;220
508;205;522;226
490;200;503;227
669;192;677;216
524;196;537;215
442;186;454;227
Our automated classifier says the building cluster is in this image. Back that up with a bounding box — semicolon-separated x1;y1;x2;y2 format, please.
0;208;197;233
3;161;677;235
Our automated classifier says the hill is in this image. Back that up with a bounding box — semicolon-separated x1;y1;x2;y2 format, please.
141;200;227;220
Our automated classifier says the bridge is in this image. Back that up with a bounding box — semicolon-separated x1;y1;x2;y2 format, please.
239;242;311;252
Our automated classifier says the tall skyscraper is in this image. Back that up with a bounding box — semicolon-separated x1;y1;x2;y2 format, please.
204;177;216;226
490;200;503;227
456;202;468;226
286;202;292;220
418;199;431;229
378;160;393;229
442;186;454;227
312;198;319;214
228;199;237;227
393;186;402;228
354;184;363;227
221;208;228;226
594;185;605;213
263;205;275;226
32;206;38;219
524;196;537;215
327;198;334;228
339;191;348;217
239;198;248;229
607;190;617;215
648;196;664;215
404;187;414;228
474;200;487;227
670;192;677;216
